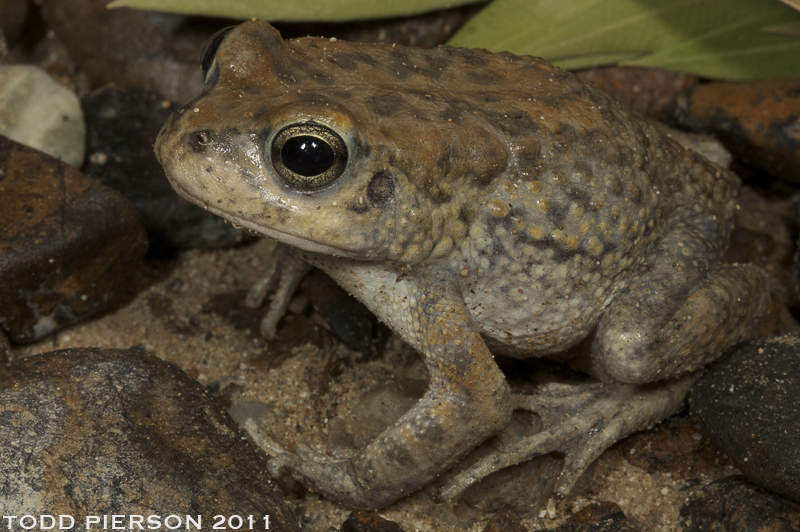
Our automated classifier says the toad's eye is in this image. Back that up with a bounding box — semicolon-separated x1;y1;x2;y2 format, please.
270;124;348;191
201;26;235;80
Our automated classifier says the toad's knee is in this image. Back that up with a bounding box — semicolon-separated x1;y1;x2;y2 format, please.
591;327;667;384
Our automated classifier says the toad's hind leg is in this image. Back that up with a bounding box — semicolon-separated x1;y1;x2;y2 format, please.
591;217;770;384
438;216;769;502
435;373;698;501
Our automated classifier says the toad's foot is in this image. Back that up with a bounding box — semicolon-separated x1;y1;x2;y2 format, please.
245;242;312;340
434;372;699;502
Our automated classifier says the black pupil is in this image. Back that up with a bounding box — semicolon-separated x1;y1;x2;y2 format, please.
281;135;334;177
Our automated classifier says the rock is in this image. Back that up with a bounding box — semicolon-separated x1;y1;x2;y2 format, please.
691;335;800;503
37;0;206;103
301;269;384;358
619;414;733;479
549;502;637;532
82;86;250;251
0;330;10;364
660;127;732;169
577;66;698;122
680;476;800;532
341;510;405;532
0;135;148;342
482;512;528;532
0;65;85;166
0;0;27;46
0;347;300;531
674;80;800;183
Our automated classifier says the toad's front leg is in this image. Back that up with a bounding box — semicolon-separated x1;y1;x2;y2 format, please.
247;273;512;509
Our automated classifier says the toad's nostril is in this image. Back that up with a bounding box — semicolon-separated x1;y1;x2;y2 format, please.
195;131;211;145
191;130;212;152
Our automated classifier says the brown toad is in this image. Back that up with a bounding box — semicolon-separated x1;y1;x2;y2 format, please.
155;21;769;509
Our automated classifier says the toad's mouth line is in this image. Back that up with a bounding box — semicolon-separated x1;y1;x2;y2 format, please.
167;176;366;259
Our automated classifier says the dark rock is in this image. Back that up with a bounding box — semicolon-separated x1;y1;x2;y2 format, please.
0;347;300;531
0;0;27;46
272;4;478;49
619;415;732;479
577;66;698;122
680;476;800;532
691;335;800;502
0;330;10;364
0;135;147;342
341;510;405;532
82;87;251;252
550;502;637;532
674;80;800;183
36;0;207;103
146;292;201;336
481;512;528;532
246;313;332;371
301;269;384;358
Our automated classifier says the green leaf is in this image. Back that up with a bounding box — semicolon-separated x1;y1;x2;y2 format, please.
107;0;479;22
447;0;800;80
763;22;800;38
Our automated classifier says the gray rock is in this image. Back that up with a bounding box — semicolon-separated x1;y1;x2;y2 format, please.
0;347;300;532
691;335;800;503
0;65;85;166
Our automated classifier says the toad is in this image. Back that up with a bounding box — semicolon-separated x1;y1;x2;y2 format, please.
155;21;769;509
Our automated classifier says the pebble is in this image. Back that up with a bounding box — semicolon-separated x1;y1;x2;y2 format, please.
82;86;250;251
547;502;637;532
674;80;800;182
691;335;800;503
341;510;405;532
481;512;528;532
0;65;85;166
680;476;800;532
0;135;147;342
0;347;300;532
